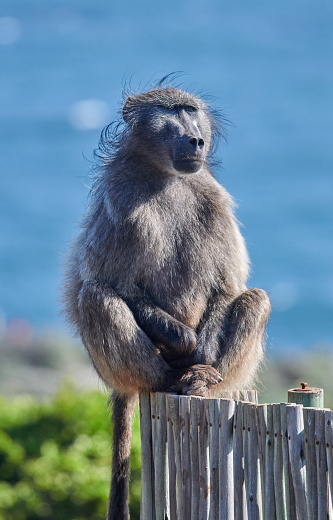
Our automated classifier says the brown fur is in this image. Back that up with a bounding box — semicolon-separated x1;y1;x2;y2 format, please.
62;80;270;519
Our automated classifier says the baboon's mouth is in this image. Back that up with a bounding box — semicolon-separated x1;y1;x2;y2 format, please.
173;157;203;174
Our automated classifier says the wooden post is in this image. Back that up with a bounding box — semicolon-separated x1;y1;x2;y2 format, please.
139;393;155;520
208;397;219;520
219;398;235;520
303;407;317;519
286;404;308;520
198;398;210;519
166;393;181;519
325;409;333;518
244;403;261;520
272;403;287;520
279;402;297;520
233;400;246;519
315;408;328;519
288;382;324;408
140;390;332;520
152;392;168;520
190;396;200;520
179;395;191;520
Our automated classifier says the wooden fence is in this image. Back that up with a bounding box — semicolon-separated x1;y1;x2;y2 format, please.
139;392;333;520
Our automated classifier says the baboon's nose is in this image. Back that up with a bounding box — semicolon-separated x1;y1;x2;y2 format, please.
189;137;205;150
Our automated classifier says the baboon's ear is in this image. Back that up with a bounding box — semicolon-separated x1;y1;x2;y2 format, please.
122;96;134;123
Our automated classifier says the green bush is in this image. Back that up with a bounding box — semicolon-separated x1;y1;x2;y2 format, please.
0;386;141;520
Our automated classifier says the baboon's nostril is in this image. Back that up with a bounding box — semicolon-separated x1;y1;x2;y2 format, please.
189;137;204;149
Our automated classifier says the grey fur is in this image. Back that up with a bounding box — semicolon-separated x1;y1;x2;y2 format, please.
62;82;270;519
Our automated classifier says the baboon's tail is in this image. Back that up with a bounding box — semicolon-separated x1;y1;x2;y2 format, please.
107;391;137;520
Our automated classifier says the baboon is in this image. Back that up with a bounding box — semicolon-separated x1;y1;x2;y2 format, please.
63;78;271;520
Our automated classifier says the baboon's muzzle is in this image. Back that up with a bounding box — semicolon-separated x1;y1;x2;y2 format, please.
173;135;205;173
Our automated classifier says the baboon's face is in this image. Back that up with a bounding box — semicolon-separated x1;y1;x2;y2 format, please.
133;104;212;175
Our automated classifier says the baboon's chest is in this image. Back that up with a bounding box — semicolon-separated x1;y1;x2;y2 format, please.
128;210;224;323
111;180;248;317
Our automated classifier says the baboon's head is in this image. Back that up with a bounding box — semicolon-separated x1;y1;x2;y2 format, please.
122;87;215;175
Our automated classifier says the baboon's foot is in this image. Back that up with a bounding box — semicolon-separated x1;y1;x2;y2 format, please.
168;364;222;395
182;380;211;397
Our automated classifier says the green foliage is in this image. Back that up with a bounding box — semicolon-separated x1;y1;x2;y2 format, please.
0;385;141;520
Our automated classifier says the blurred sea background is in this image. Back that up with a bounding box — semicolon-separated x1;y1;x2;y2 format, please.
1;0;333;366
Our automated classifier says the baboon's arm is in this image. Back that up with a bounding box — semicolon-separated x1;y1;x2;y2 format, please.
123;292;197;362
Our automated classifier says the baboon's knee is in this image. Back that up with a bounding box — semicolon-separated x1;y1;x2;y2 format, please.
250;287;270;308
237;288;271;321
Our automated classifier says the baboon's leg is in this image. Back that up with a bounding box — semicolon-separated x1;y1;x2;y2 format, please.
107;391;137;520
78;281;221;394
214;288;271;391
172;289;270;394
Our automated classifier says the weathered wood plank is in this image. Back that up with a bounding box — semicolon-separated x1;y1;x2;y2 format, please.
303;407;317;520
179;395;191;520
139;393;155;520
208;397;219;520
198;398;210;519
315;408;328;519
166;395;178;520
280;403;296;520
233;400;247;520
265;405;276;520
256;404;267;518
244;403;261;520
219;398;235;520
248;390;259;404
273;403;286;520
166;394;182;520
286;404;308;520
153;393;168;520
190;396;200;520
325;410;333;518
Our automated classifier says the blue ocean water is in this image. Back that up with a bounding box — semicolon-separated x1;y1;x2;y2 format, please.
0;0;332;353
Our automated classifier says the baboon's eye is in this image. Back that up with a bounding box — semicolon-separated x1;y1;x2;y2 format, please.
170;104;197;114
